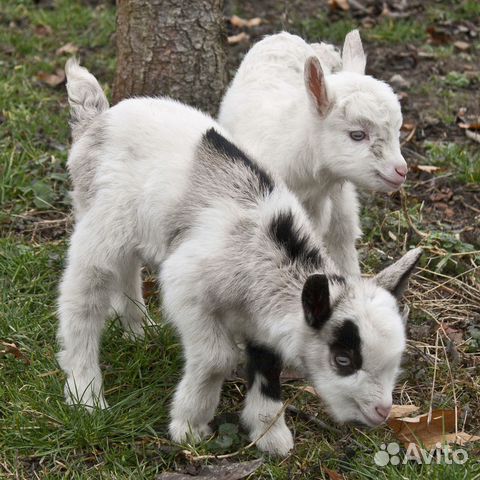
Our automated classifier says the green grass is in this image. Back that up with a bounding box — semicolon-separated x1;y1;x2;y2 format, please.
427;0;480;22
1;0;480;479
300;16;357;44
0;0;115;215
366;19;427;44
426;142;480;184
299;15;426;45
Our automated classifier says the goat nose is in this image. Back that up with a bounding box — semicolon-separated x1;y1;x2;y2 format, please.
395;166;408;178
375;404;392;420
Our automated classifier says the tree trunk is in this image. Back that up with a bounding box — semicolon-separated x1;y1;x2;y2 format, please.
113;0;227;116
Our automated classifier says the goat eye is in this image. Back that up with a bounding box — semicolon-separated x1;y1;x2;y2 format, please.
334;355;351;367
349;131;366;141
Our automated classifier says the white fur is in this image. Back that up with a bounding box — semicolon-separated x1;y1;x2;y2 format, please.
57;61;421;456
218;31;407;277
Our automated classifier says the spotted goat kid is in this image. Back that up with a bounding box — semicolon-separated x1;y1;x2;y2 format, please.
58;60;422;456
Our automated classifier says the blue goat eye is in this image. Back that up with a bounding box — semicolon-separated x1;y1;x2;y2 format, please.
335;355;351;367
349;131;366;141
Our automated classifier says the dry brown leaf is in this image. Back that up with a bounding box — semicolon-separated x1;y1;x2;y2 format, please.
389;404;420;419
156;458;263;480
465;129;480;143
328;0;350;11
246;17;262;28
300;385;319;396
445;207;455;218
34;24;53;36
430;188;453;202
443;325;464;344
229;15;262;28
453;41;470;51
227;32;250;45
414;165;442;174
56;42;79;56
37;69;66;87
1;341;30;365
323;467;345;480
458;122;480;130
426;26;452;45
446;432;480;446
387;409;480;449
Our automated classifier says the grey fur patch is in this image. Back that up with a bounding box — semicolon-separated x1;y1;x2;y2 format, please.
370;139;384;160
68;120;107;214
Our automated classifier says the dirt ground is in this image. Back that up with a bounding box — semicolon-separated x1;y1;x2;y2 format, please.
224;0;480;247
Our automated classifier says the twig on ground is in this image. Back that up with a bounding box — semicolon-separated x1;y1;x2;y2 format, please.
400;188;429;238
285;405;341;435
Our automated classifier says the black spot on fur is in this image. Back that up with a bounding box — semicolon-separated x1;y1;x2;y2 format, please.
204;128;274;195
269;210;322;267
302;274;331;329
330;320;362;376
246;343;282;401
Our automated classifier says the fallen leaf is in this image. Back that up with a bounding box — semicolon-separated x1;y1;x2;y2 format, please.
389;404;420;419
458;122;480;130
414;165;442;174
1;341;30;365
387;409;480;449
37;69;66;87
227;32;250;45
445;207;455;218
156;458;263;480
34;24;53;36
430;188;453;202
56;42;78;56
426;26;452;45
229;15;262;28
229;15;247;28
402;122;416;131
453;41;470;51
328;0;350;11
323;467;345;480
443;325;464;344
465;129;480;143
300;385;319;396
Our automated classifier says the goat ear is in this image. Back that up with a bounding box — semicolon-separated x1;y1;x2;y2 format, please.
342;30;366;74
304;56;331;117
302;274;331;329
374;248;423;300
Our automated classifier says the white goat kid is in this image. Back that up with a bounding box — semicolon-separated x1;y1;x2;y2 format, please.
58;60;421;456
218;31;408;277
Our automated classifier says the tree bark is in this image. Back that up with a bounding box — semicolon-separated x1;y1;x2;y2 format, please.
113;0;227;116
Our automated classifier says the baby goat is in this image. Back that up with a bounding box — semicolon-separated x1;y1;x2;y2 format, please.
58;60;421;456
218;31;407;277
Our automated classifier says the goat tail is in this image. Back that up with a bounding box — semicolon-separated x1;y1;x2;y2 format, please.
65;58;109;142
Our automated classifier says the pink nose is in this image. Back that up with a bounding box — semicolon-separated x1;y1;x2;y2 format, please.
395;166;408;178
375;404;392;420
